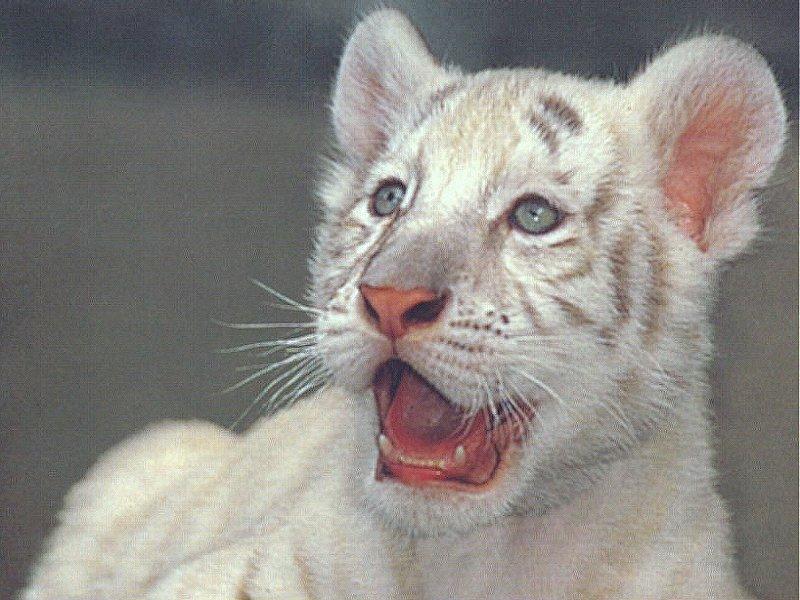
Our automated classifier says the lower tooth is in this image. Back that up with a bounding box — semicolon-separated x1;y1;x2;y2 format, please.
454;445;466;466
378;433;392;455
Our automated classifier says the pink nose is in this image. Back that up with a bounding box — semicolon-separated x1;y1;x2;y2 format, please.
359;285;448;340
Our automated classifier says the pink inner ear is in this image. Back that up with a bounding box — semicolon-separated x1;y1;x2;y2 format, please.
663;99;745;250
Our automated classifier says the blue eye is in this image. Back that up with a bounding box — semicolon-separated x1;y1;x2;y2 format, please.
371;180;406;216
510;195;561;234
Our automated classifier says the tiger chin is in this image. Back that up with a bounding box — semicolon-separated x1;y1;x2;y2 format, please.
25;9;785;600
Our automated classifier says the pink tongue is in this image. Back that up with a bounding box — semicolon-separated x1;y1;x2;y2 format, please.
384;367;477;456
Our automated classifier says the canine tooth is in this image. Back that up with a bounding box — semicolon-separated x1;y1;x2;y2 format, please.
454;445;466;466
378;434;392;455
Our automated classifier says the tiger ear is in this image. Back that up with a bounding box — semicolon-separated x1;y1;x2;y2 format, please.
331;10;448;164
628;36;786;261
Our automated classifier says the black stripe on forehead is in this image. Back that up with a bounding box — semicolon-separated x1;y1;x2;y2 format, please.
429;81;463;112
529;112;559;154
527;95;583;155
539;94;583;133
408;81;465;132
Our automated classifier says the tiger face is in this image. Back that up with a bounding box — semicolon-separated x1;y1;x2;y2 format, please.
308;10;785;535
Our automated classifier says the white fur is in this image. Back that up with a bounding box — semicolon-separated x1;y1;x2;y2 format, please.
24;10;785;599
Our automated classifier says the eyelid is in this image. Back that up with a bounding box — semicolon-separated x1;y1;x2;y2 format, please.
363;158;409;192
500;189;572;214
371;177;406;196
526;195;573;217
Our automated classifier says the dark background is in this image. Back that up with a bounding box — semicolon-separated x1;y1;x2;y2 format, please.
1;2;797;598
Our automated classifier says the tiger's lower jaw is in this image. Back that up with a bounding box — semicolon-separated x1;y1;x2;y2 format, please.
371;359;532;493
361;445;530;538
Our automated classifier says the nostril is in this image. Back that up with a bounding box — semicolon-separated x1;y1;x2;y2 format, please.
402;292;449;327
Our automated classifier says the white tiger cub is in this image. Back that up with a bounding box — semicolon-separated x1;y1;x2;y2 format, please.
25;9;786;600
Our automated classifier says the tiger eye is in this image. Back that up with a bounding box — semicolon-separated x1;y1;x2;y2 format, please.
371;181;406;216
510;195;561;234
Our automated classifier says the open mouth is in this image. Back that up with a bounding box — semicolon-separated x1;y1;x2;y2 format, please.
372;360;531;490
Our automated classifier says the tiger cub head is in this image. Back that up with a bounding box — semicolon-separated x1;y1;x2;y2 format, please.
309;10;785;535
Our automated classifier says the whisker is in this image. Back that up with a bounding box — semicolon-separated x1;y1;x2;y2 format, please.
229;356;315;431
255;346;302;358
220;352;308;395
592;393;638;442
494;371;527;435
507;353;595;379
233;358;308;372
219;279;333;432
479;377;500;425
283;368;329;410
502;375;549;432
260;301;322;315
456;406;481;438
283;372;329;408
509;366;572;414
249;279;323;315
259;358;324;416
213;319;316;330
217;335;316;354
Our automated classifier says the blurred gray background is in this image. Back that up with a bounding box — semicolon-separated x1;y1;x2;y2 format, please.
0;2;796;598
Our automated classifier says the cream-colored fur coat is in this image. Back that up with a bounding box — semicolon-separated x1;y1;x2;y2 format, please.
25;10;785;600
